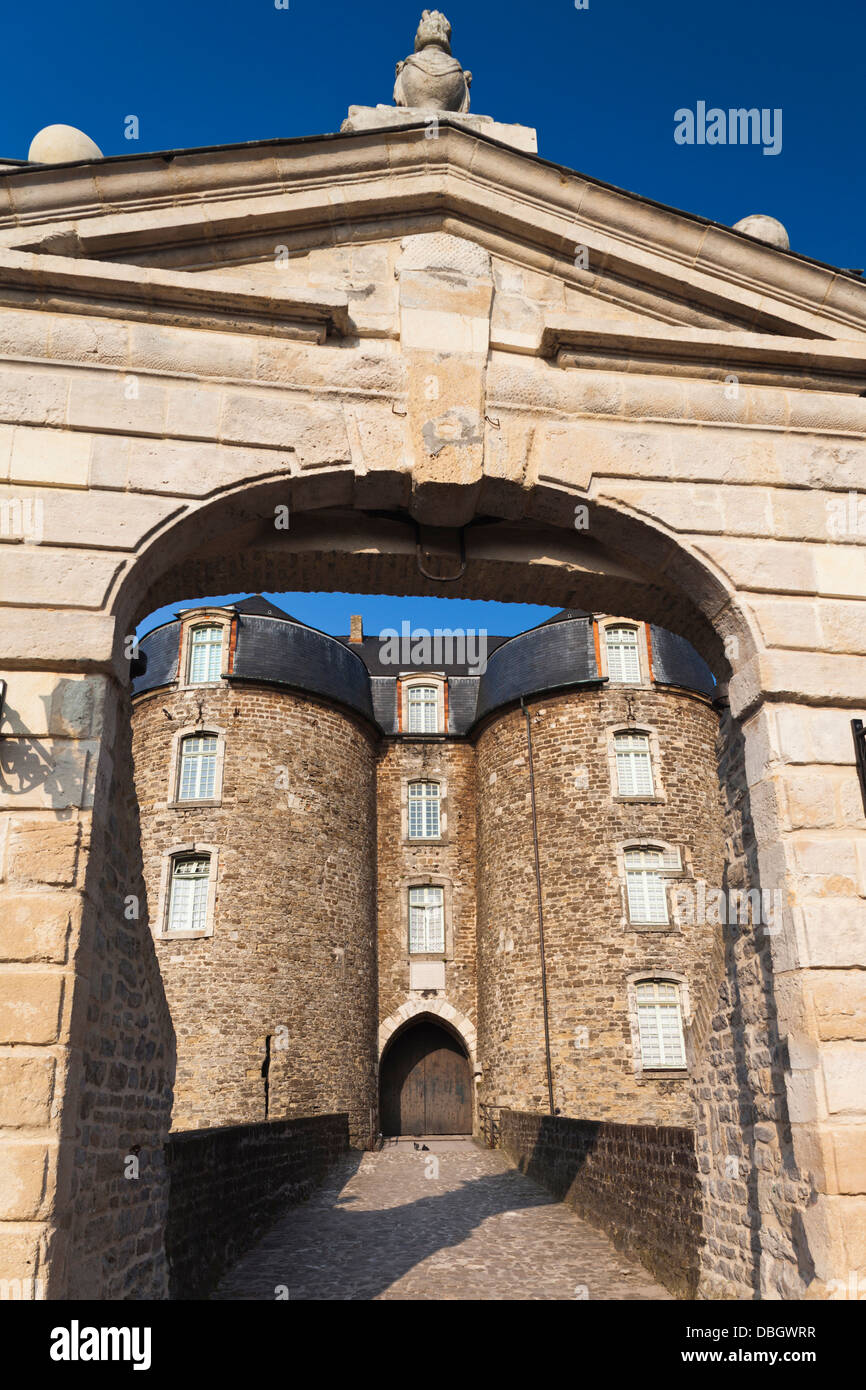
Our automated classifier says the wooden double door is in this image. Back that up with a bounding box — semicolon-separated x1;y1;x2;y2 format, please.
380;1021;472;1136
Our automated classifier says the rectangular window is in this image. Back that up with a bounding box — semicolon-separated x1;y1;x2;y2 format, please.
407;685;439;734
625;848;669;923
605;626;641;684
178;735;219;801
615;732;654;796
636;980;686;1068
408;782;441;839
188;626;223;684
408;885;445;954
168;856;210;933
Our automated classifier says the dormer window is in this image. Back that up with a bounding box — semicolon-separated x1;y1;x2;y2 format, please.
605;625;642;684
187;625;224;685
406;683;441;734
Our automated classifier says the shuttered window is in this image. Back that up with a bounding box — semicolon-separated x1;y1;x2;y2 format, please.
407;685;439;733
605;625;641;683
615;732;654;796
408;782;441;839
636;980;686;1068
167;856;210;933
178;735;219;801
625;847;675;923
188;626;223;684
408;886;445;954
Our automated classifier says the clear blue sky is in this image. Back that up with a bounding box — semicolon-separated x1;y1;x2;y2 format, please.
137;593;560;640
7;0;861;638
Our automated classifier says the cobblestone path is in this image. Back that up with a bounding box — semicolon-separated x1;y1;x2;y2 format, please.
214;1140;672;1300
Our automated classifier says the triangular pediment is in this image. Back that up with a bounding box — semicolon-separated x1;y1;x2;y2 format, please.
2;123;865;368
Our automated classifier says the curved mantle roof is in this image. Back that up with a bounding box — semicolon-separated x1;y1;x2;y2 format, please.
133;598;716;733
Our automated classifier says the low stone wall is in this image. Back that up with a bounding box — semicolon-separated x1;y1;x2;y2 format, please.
499;1110;702;1297
164;1113;349;1298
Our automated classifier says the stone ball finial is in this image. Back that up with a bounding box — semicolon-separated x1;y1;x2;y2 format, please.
732;214;790;251
394;10;472;113
28;124;103;164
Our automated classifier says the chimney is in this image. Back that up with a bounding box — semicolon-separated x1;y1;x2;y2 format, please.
349;615;363;644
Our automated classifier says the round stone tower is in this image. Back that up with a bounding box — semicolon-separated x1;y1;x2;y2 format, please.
131;597;379;1147
473;614;726;1128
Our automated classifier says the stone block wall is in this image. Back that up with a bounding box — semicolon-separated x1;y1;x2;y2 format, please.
0;673;175;1299
132;681;379;1148
164;1113;349;1298
475;686;726;1125
499;1109;703;1297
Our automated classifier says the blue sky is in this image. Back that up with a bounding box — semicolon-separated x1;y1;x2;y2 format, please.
137;593;560;639
6;0;861;637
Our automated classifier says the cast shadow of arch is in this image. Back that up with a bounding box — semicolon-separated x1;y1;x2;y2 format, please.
709;713;816;1297
212;1152;601;1302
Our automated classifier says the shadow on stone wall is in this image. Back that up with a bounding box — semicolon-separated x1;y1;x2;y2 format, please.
165;1114;350;1299
55;684;177;1298
498;1110;703;1297
693;712;815;1299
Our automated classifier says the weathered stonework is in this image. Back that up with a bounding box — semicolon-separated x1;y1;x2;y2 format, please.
476;686;725;1125
0;92;864;1299
376;739;477;1040
132;683;378;1148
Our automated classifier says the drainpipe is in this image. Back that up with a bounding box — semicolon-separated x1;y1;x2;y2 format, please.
521;697;555;1116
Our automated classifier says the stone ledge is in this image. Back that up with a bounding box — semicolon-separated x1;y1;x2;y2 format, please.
341;106;538;155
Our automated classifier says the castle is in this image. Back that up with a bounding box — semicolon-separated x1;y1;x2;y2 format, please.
132;596;725;1146
1;7;863;1302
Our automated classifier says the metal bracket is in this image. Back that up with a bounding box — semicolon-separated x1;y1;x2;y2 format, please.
414;523;467;583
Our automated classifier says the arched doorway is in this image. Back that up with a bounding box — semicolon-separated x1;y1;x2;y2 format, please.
380;1020;472;1136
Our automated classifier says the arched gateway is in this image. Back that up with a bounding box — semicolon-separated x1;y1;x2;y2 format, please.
0;14;864;1302
380;1020;473;1137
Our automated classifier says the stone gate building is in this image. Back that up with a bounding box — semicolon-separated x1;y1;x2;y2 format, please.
131;596;724;1149
0;11;864;1301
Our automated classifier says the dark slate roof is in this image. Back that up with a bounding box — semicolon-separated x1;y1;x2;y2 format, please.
475;614;601;724
447;677;481;735
649;625;715;698
536;607;591;625
230;614;374;721
370;678;398;734
230;595;297;621
132;603;716;731
334;632;509;677
132;620;180;696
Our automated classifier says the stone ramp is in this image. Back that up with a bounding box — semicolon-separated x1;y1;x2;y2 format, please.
213;1143;672;1300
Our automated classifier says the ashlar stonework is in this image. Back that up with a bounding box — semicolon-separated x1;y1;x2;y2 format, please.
0;27;864;1297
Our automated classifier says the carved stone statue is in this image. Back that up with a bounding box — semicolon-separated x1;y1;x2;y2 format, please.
393;11;472;113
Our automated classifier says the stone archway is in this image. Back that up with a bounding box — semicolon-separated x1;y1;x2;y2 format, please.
0;155;863;1297
378;999;478;1069
0;473;847;1302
